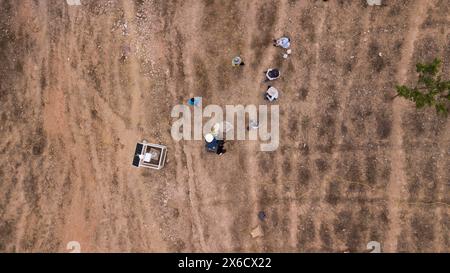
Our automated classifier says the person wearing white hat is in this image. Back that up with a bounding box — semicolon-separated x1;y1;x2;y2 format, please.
205;133;215;143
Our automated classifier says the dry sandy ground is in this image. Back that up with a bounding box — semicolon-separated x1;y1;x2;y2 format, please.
0;0;449;253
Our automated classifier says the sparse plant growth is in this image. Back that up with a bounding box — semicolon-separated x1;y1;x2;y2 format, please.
301;115;311;130
395;58;450;115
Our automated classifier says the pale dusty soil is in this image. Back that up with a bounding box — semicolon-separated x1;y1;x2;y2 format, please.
0;0;449;253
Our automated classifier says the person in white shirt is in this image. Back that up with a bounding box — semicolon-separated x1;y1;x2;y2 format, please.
265;86;279;102
273;37;291;49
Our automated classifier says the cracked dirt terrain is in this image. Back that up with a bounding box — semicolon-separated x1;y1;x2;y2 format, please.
0;0;449;252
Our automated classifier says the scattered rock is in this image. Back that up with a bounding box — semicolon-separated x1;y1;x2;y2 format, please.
251;226;264;238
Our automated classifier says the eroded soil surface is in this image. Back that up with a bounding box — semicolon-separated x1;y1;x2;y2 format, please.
0;0;449;252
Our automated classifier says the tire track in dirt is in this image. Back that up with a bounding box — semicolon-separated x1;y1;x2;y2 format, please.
0;0;45;252
385;0;431;253
3;0;68;251
26;2;92;251
183;147;208;250
121;0;144;129
52;5;99;251
175;1;210;252
54;2;134;251
153;0;211;251
126;0;203;252
42;0;171;251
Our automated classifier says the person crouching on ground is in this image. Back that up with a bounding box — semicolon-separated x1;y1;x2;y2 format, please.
232;56;245;67
264;86;279;102
273;36;291;49
264;68;280;82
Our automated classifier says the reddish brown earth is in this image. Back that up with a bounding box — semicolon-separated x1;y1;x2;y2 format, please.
0;0;449;252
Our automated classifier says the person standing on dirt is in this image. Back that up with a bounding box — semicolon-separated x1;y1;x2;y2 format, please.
264;69;280;82
232;56;245;67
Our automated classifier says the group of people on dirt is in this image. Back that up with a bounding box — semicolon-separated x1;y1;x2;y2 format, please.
188;36;291;156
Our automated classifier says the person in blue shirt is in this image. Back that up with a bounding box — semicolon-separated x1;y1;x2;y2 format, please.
188;97;202;106
205;134;226;155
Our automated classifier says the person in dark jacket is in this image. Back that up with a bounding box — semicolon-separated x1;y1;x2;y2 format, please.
264;68;280;82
